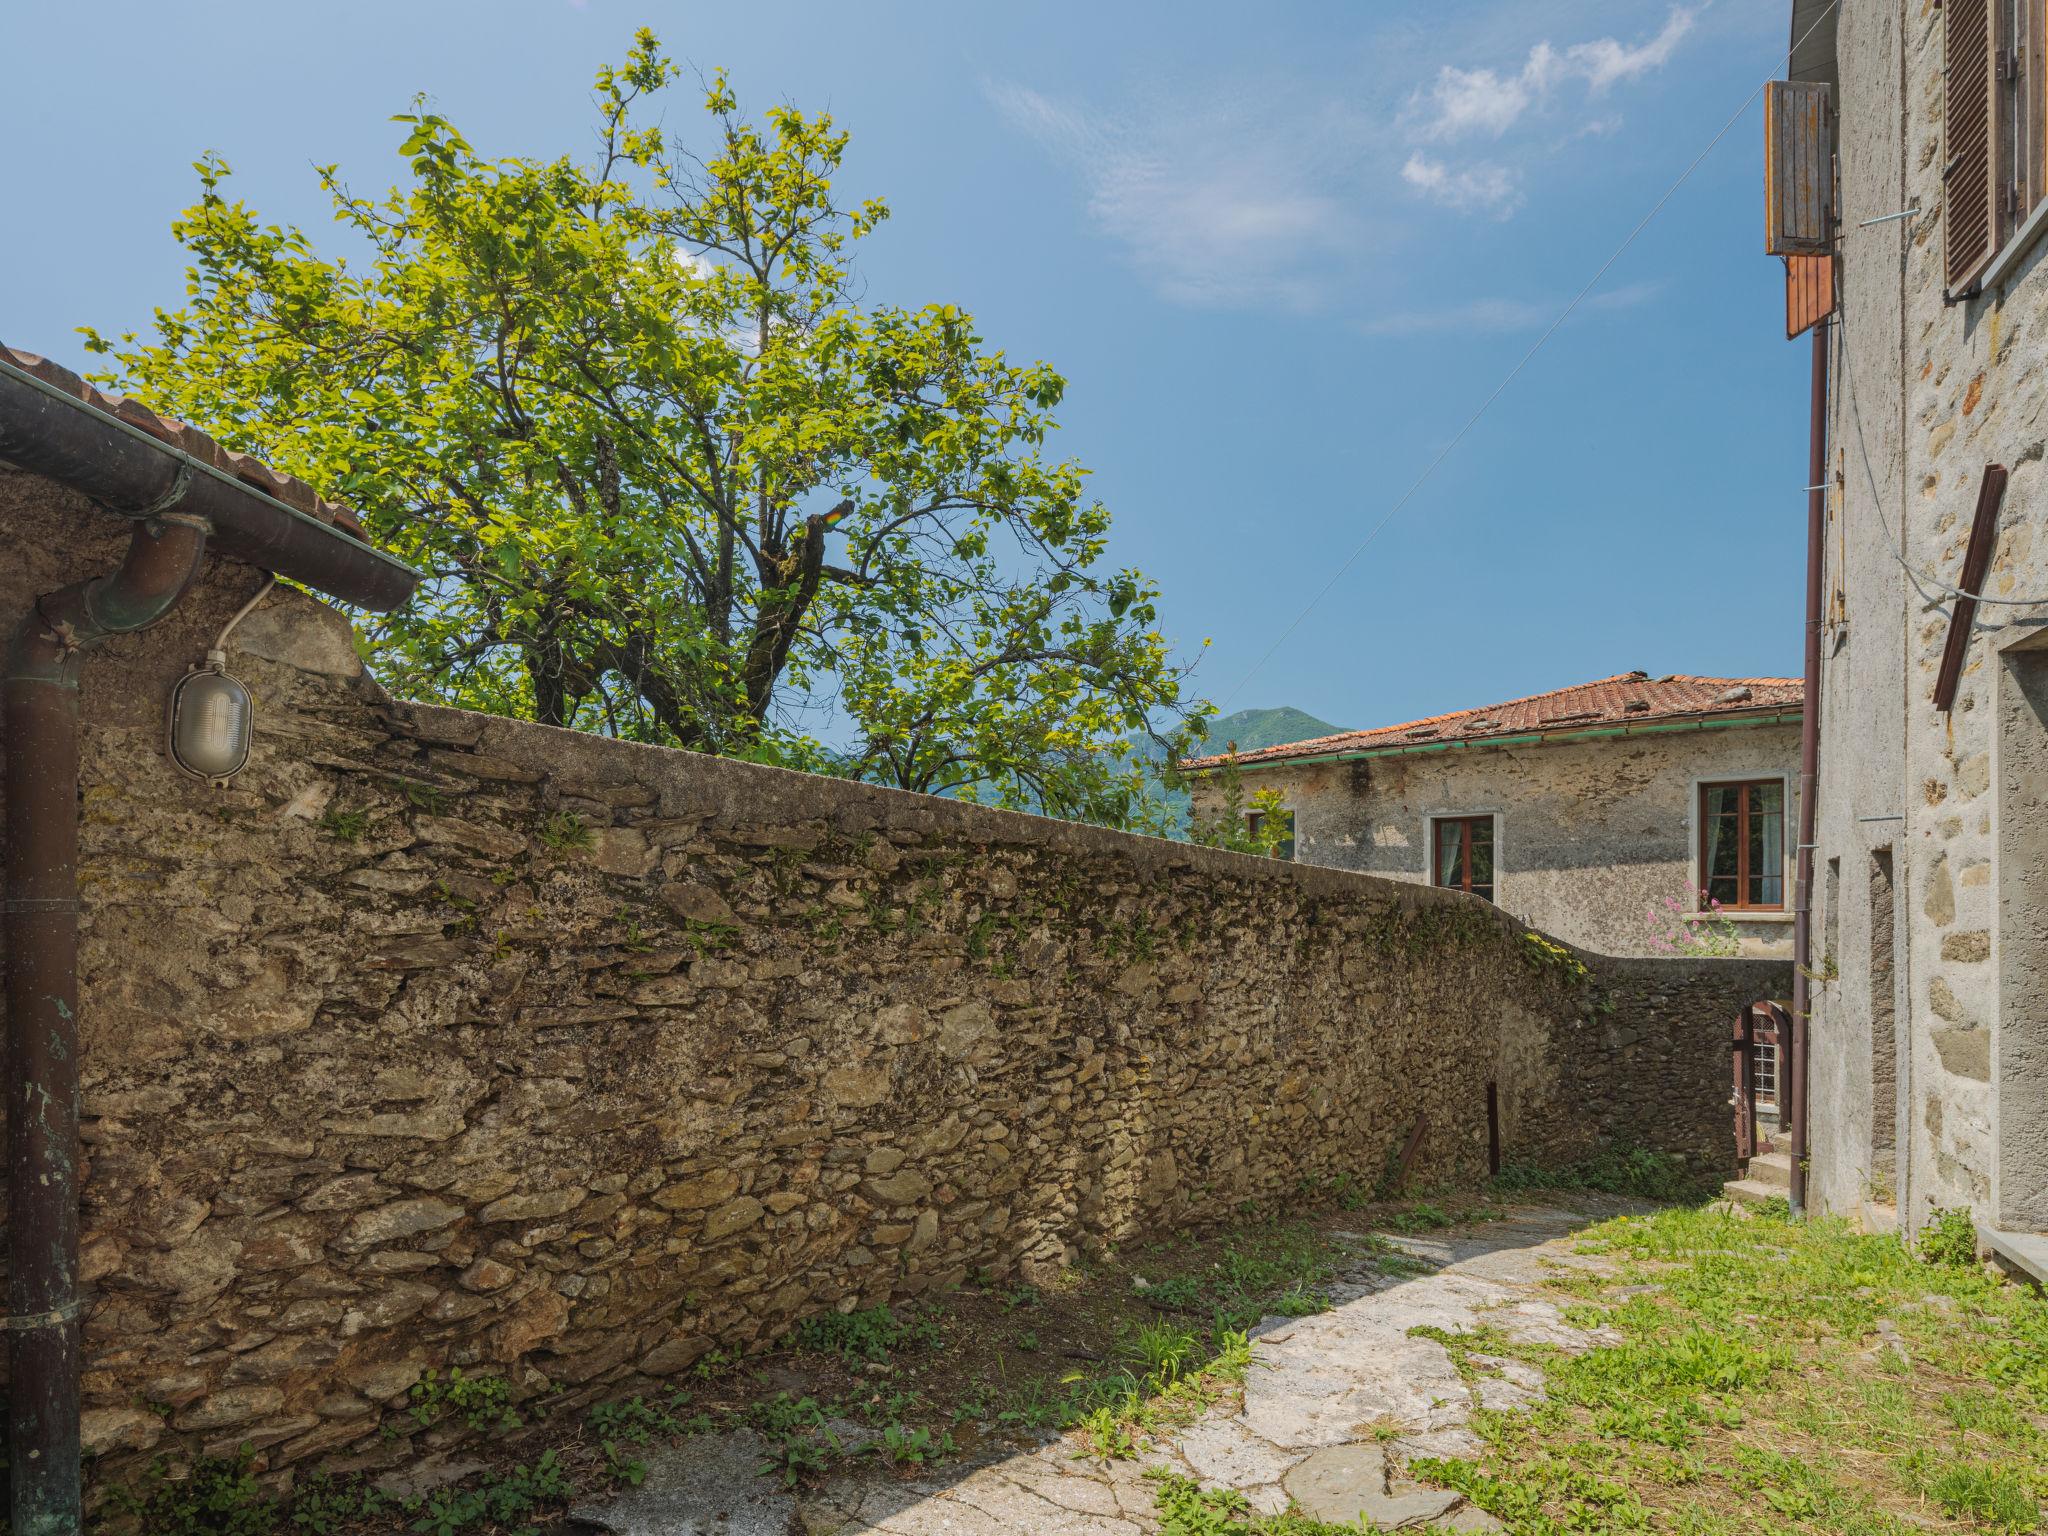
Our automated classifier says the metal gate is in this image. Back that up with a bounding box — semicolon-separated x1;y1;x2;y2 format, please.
1733;1001;1788;1161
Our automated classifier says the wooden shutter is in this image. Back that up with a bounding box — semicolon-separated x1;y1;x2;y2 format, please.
1786;253;1835;337
1765;82;1835;254
1946;0;1999;292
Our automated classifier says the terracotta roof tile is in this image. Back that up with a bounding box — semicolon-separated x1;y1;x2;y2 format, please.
1184;670;1804;771
1;342;369;540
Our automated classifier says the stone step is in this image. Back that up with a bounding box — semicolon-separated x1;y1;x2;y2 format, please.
1745;1152;1793;1188
1720;1177;1790;1209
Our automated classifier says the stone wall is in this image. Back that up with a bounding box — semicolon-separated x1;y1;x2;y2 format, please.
1188;724;1803;961
1814;0;2048;1236
0;468;1788;1497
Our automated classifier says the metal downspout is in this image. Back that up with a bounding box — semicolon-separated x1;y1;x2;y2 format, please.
4;513;210;1536
1790;320;1829;1218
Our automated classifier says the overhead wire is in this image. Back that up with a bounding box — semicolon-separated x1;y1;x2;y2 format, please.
1219;0;1849;710
1838;306;2048;609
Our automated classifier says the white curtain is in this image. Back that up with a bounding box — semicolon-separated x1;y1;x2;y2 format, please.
1759;784;1785;905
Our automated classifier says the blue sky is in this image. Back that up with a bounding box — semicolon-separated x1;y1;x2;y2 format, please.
5;0;1803;736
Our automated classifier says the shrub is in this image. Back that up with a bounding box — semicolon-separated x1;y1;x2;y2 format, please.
1918;1206;1980;1268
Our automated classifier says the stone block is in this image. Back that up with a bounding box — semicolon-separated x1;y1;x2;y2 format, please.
338;1198;466;1252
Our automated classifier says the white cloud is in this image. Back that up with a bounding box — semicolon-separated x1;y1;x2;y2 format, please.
986;6;1699;313
1401;154;1522;219
1409;6;1696;142
1568;9;1697;91
1415;44;1553;142
670;245;717;280
985;81;1366;311
1396;6;1697;223
1362;279;1665;337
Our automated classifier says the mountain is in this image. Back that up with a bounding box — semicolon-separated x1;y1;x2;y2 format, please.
1199;706;1345;757
1132;706;1346;837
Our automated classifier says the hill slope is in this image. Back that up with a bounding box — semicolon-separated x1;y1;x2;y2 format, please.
1139;705;1345;836
1200;705;1344;757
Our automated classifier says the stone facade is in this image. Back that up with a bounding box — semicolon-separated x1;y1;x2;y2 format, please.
1188;725;1803;960
1806;0;2048;1240
0;468;1788;1498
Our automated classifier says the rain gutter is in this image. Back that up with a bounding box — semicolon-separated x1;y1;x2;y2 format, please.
1185;707;1806;777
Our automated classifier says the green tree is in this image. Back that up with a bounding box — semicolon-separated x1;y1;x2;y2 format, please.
1183;752;1293;858
86;32;1204;826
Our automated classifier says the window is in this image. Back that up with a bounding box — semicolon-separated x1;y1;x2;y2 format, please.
1944;0;2048;292
1245;808;1295;861
1433;815;1495;902
1698;780;1786;911
1754;1030;1780;1113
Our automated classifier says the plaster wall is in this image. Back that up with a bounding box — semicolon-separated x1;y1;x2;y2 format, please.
1190;726;1802;961
1815;0;2048;1235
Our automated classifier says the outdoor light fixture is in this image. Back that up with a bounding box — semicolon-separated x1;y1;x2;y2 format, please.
166;574;272;784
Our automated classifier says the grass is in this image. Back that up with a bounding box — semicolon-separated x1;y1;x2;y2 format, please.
1406;1201;2048;1534
785;1303;943;1365
1492;1145;1706;1203
97;1185;1591;1534
1148;1469;1372;1533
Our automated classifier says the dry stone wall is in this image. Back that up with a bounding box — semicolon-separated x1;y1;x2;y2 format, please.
0;472;1789;1497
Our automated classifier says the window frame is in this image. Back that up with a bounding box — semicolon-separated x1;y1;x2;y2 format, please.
1430;812;1498;903
1244;807;1296;861
1694;777;1790;914
1952;0;2048;296
2001;0;2048;247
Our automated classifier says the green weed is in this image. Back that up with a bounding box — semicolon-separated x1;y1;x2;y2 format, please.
1144;1274;1208;1311
1124;1318;1202;1385
537;809;594;852
1388;1201;1455;1233
1147;1469;1372;1533
875;1423;956;1467
400;779;450;815
1494;1145;1703;1202
318;806;369;841
408;1367;521;1434
115;1451;271;1536
407;1451;575;1535
1919;1206;1981;1268
786;1304;941;1365
1072;1401;1140;1463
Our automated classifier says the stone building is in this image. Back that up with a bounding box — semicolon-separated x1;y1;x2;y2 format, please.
1183;672;1805;961
1784;0;2048;1273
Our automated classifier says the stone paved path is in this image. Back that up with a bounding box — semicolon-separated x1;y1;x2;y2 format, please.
571;1200;1632;1535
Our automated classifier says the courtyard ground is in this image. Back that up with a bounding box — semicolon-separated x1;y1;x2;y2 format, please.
119;1179;2048;1535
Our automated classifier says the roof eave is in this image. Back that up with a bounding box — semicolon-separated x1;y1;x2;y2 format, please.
1789;0;1838;91
1180;704;1805;776
0;353;419;612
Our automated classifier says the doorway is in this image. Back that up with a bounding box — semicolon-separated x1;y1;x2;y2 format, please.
1870;849;1898;1202
1997;635;2048;1229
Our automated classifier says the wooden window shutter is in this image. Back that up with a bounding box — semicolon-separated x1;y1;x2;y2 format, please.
1786;253;1835;337
1946;0;2000;291
1765;82;1835;254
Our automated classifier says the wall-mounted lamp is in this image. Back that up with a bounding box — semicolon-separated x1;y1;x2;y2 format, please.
166;574;272;785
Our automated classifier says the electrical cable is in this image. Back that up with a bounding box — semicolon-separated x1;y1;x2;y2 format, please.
213;572;277;650
1838;310;2048;609
1219;0;1847;710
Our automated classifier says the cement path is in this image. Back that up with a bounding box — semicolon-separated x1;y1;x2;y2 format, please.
570;1200;1632;1535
